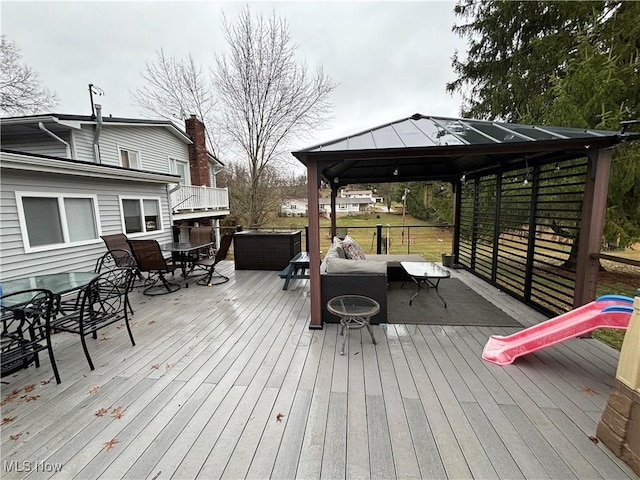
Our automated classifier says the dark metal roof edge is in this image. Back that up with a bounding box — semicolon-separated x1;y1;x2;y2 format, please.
295;113;438;153
292;113;634;157
0;113;193;144
295;135;629;163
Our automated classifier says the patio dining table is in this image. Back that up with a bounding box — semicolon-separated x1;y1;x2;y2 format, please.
159;241;215;288
1;272;99;309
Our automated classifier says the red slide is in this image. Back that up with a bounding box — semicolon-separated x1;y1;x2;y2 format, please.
482;295;633;365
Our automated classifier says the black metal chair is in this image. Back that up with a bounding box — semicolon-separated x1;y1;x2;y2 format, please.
193;233;233;286
1;289;61;383
50;268;135;371
127;239;181;295
95;249;136;315
95;248;136;272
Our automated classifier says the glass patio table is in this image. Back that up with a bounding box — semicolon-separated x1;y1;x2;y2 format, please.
1;272;98;308
159;241;215;288
400;261;451;307
326;295;379;355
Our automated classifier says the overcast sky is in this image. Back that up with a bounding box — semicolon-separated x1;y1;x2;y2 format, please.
2;1;467;150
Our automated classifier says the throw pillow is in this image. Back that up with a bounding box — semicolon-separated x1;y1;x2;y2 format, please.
332;236;347;258
341;235;366;260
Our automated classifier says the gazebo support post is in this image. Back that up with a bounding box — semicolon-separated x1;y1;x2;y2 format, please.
330;185;338;239
452;180;462;264
308;160;323;329
573;148;612;307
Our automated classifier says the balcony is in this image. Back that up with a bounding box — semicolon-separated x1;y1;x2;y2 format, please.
170;185;229;217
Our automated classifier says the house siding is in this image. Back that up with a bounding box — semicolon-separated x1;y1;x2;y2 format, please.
74;125;190;174
1;132;71;158
72;125;96;160
0;169;173;280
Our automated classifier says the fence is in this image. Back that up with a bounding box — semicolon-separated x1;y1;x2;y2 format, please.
233;224;454;262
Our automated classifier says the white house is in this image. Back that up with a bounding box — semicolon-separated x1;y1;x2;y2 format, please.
0;110;230;280
280;198;308;217
340;188;384;204
318;197;374;217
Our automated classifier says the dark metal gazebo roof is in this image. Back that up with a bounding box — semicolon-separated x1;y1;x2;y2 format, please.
293;113;639;185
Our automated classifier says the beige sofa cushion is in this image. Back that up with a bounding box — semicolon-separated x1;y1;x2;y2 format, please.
365;253;425;268
326;257;387;274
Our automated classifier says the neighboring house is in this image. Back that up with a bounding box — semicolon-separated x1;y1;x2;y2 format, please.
281;198;308;217
339;188;373;199
0;109;229;280
318;197;374;217
340;188;383;204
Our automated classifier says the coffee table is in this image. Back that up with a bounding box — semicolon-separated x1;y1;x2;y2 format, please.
400;261;451;307
326;295;379;355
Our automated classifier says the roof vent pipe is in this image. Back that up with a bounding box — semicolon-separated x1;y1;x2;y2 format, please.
38;122;72;159
93;103;103;163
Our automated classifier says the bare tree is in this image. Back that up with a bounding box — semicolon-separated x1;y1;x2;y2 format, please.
213;7;336;227
131;49;219;156
0;35;58;115
218;161;282;227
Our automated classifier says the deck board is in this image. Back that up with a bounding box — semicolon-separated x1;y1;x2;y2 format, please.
0;265;637;480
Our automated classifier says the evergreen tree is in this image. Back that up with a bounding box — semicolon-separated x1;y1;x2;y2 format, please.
448;0;640;248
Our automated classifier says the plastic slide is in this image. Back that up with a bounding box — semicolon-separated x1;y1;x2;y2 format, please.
482;294;634;365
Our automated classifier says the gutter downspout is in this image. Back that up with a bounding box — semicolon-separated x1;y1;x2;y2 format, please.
38;123;72;158
93;103;103;163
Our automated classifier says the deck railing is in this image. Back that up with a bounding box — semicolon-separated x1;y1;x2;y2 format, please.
244;224;454;262
170;185;229;212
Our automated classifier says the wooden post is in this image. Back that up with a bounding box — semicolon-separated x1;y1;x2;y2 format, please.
574;148;612;307
452;180;462;263
330;185;338;238
307;160;323;329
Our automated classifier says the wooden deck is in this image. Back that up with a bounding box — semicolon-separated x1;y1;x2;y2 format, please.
1;263;637;479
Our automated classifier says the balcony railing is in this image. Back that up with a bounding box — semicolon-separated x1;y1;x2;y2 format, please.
170;185;229;212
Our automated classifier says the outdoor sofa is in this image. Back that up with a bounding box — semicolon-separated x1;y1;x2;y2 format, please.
320;236;425;324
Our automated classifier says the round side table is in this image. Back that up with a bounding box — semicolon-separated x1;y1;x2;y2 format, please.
327;295;379;355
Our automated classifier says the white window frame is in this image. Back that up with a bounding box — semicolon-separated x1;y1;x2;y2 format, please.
169;157;191;185
119;195;164;236
118;146;141;169
15;191;102;253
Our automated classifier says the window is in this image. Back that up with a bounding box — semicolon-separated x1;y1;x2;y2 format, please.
16;192;100;251
120;197;162;234
169;157;190;185
119;148;140;169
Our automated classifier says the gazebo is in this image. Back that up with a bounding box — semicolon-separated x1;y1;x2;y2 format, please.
293;113;640;329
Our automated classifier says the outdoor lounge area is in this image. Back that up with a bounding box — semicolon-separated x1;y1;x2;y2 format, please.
1;261;637;479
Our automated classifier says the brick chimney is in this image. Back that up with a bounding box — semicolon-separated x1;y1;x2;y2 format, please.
185;115;210;187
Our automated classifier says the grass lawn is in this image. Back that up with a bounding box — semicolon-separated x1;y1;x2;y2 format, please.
270;212;453;261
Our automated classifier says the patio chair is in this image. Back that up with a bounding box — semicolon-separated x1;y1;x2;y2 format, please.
127;239;181;295
1;289;61;384
95;248;136;272
188;226;216;261
100;233;130;253
193;232;233;286
60;249;137;315
100;234;145;281
95;249;136;314
50;268;136;371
